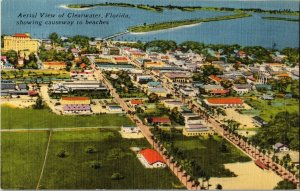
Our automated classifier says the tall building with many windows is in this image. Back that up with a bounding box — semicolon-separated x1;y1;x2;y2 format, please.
3;33;39;53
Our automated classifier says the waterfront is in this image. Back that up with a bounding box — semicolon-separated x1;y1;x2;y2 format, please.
1;0;299;49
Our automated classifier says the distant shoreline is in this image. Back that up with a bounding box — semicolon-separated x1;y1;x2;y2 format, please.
65;3;299;16
129;23;203;35
128;12;251;33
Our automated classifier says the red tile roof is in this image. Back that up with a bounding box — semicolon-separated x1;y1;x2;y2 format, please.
255;159;268;170
28;90;38;96
130;99;143;105
209;75;222;82
207;97;243;105
14;33;29;38
210;89;229;94
62;97;90;101
114;56;128;61
151;117;171;123
139;149;165;165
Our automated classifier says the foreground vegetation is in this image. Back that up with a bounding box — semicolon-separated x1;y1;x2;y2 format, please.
1;130;182;189
1;132;49;189
151;128;250;180
251;112;299;151
128;12;251;33
1;106;134;129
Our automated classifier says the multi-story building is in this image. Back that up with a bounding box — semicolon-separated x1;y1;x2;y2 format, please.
3;33;39;53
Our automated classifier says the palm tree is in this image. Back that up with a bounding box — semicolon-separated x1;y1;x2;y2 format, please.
206;176;211;190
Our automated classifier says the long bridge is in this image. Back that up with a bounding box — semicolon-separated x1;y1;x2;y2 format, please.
101;30;130;40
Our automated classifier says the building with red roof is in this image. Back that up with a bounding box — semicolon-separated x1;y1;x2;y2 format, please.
43;61;66;69
203;97;243;107
14;33;30;38
61;96;91;105
209;75;222;84
210;89;229;95
138;148;166;168
149;117;171;126
130;99;143;106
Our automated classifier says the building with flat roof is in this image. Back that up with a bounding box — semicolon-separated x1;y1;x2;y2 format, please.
163;72;192;83
183;124;214;136
61;97;90;105
3;33;39;53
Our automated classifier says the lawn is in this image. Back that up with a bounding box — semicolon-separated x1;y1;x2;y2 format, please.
1;106;134;129
244;98;299;121
1;132;49;189
172;134;251;177
39;130;182;189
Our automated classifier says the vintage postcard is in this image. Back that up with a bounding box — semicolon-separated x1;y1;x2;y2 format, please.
1;0;299;190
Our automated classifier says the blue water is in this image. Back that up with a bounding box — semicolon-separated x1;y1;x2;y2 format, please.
1;0;299;49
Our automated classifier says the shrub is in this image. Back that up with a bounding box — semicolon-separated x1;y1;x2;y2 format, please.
111;173;124;180
90;161;102;169
85;146;98;154
56;150;69;158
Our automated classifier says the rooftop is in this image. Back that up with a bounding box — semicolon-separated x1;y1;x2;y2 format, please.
206;97;243;105
139;148;165;165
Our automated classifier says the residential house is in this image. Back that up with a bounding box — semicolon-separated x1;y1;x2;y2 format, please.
137;148;166;168
273;143;289;152
233;84;252;95
209;75;222;84
148;117;171;126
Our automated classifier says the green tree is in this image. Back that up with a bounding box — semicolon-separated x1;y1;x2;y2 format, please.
33;96;44;109
49;32;60;44
148;93;159;103
274;180;296;190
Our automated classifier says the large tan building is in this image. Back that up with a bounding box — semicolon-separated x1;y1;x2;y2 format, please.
3;33;39;53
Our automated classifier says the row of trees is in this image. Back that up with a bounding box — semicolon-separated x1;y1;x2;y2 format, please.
151;127;213;189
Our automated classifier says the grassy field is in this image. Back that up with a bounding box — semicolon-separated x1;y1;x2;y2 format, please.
1;130;182;189
1;132;49;189
1;106;134;129
244;98;299;122
1;69;70;79
173;135;251;177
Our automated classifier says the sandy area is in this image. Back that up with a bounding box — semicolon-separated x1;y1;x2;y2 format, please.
1;97;37;108
210;161;282;190
221;108;255;128
119;131;144;139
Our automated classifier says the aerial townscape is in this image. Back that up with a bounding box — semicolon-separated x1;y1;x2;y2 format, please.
1;30;299;190
1;0;300;188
